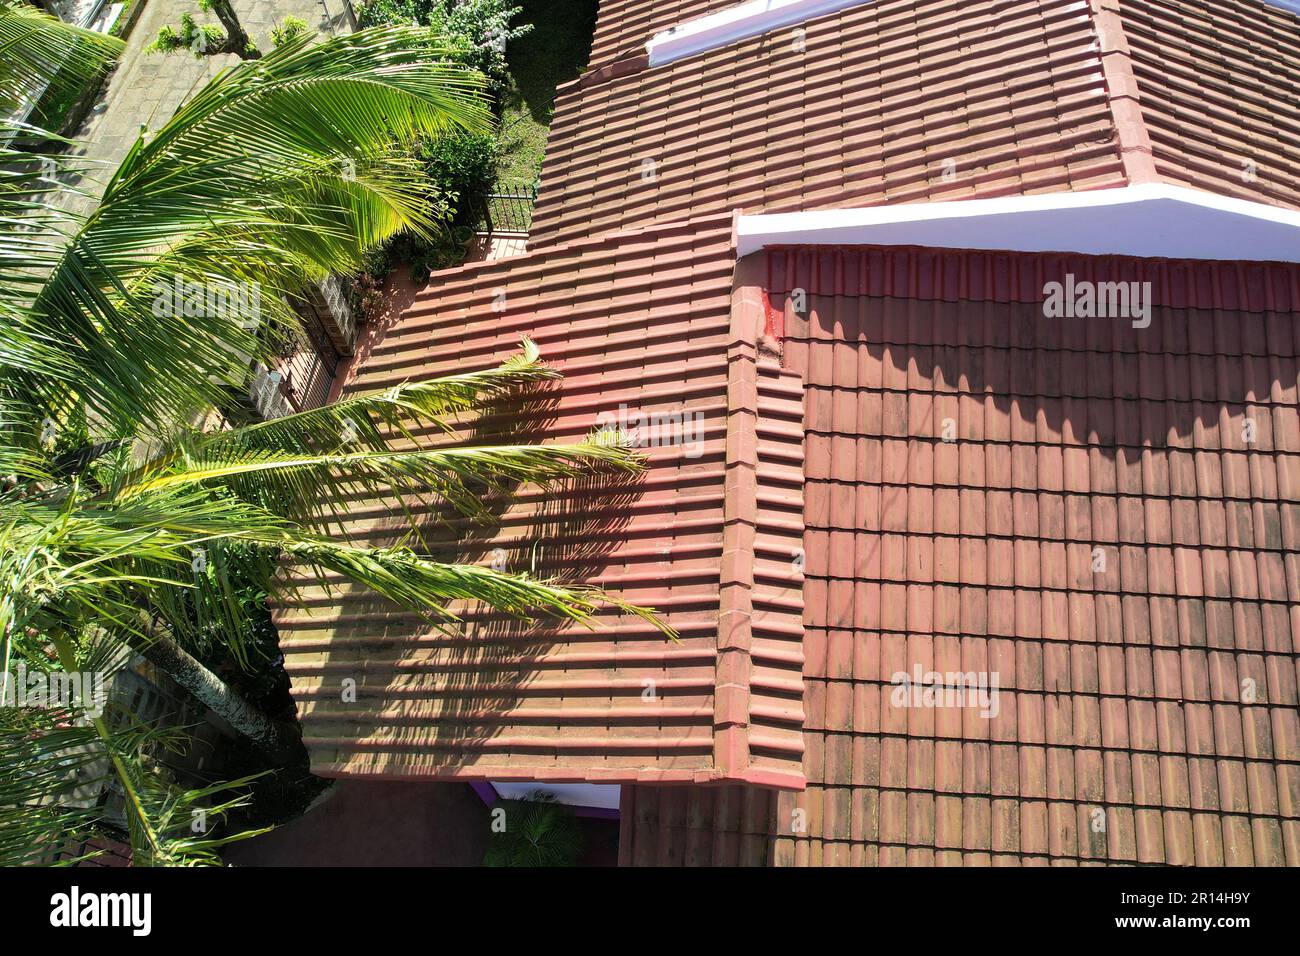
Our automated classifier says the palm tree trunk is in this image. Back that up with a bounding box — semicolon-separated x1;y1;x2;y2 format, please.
206;0;258;58
138;631;298;760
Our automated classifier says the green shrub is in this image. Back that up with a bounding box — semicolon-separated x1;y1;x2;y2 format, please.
364;131;499;283
148;13;225;56
421;131;500;221
271;16;309;47
351;3;519;288
356;0;423;27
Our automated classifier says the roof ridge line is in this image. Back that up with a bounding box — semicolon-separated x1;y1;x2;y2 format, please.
715;253;808;791
1090;0;1160;185
715;255;767;781
574;51;650;91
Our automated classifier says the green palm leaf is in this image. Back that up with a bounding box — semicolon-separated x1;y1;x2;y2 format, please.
0;1;123;117
4;26;492;435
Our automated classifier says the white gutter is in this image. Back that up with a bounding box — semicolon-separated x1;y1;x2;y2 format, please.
735;183;1300;263
646;0;871;67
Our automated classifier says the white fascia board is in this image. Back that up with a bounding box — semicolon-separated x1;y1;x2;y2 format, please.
735;184;1300;263
646;0;870;66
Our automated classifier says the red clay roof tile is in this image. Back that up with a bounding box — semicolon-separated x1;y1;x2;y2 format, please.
277;216;806;788
290;0;1300;863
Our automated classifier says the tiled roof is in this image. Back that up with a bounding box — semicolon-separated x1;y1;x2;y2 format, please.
623;245;1300;865
1115;0;1300;210
620;783;776;865
277;216;807;788
531;0;1128;248
283;0;1300;861
586;0;733;69
534;0;1300;251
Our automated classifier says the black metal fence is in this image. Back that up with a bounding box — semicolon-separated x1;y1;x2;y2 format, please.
470;181;538;235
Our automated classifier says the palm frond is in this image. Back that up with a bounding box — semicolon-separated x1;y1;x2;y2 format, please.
0;2;123;117
118;439;643;533
6;26;492;435
0;629;267;868
286;540;664;632
0;706;111;866
125;338;562;525
483;795;583;867
192;337;556;456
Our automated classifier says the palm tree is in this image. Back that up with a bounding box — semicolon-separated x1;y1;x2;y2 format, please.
483;794;584;867
0;10;665;865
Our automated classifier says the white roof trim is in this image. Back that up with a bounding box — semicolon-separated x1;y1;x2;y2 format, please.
646;0;870;67
734;184;1300;263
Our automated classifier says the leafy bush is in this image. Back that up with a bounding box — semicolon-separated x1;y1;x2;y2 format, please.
483;795;584;867
271;16;310;47
376;230;469;285
421;130;500;220
351;2;519;289
357;0;531;102
148;13;225;56
355;0;423;26
363;131;499;284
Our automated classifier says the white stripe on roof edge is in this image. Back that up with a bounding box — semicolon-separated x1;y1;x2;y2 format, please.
734;184;1300;263
645;0;872;66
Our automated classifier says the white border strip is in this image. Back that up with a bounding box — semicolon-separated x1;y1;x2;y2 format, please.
646;0;870;67
735;184;1300;263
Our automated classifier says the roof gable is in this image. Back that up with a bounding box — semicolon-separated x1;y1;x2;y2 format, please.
735;183;1300;262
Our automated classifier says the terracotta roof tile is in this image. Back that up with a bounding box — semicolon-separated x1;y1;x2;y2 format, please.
289;0;1300;862
1118;0;1300;210
586;0;733;70
277;216;806;788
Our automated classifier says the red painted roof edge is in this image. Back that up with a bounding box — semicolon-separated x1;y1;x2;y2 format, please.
576;52;650;91
312;763;734;786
